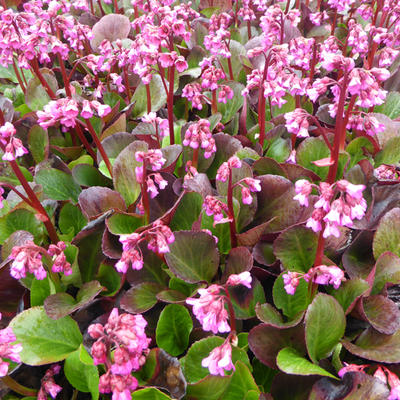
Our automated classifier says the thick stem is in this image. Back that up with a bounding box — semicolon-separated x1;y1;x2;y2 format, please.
145;83;151;114
97;0;105;16
141;160;150;224
314;229;325;267
84;119;113;177
340;94;357;150
74;124;97;161
12;59;26;93
211;90;218;114
30;59;56;99
1;376;37;397
0;182;35;207
167;65;175;145
326;75;349;184
9;160;59;243
258;56;270;148
331;10;338;35
113;0;119;12
224;287;237;333
227;169;237;249
247;20;252;41
123;67;132;101
57;54;71;98
227;57;234;81
192;147;199;169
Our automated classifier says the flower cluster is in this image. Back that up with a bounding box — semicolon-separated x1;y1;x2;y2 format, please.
183;119;216;159
89;308;150;400
0;313;22;377
37;98;111;130
0;122;28;161
37;365;62;400
283;264;345;295
294;179;367;238
9;240;71;280
116;220;174;273
135;149;167;200
186;272;252;376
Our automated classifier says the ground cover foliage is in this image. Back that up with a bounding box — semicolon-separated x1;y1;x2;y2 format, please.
0;0;400;399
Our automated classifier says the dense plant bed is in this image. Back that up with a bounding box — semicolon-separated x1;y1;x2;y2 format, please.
0;0;400;399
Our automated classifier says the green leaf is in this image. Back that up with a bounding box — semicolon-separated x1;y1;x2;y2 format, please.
44;281;103;319
132;388;172;399
222;361;260;400
276;347;337;379
112;140;148;206
273;226;317;272
305;294;346;363
0;209;44;245
186;375;232;400
255;303;303;328
170;192;203;231
156;304;193;356
373;207;400;259
132;75;167;117
106;212;144;235
330;278;370;314
372;252;400;295
165;231;219;283
374;91;400;119
64;345;99;399
28;125;48;163
216;81;245;124
10;306;82;365
25;68;58;111
297;137;330;180
273;274;310;319
182;336;250;384
120;282;163;314
375;137;400;166
30;276;54;307
59;203;87;236
72;164;110;187
96;263;121;296
35;168;81;203
346;137;374;169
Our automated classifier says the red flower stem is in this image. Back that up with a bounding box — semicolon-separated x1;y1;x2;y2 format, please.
340;94;357;150
326;74;349;184
123;67;131;100
30;59;56;99
145;83;151;114
309;42;318;83
247;20;252;40
113;0;119;12
227;57;234;81
167;65;175;144
89;0;94;14
227;169;237;248
12;59;26;93
9;159;59;243
211;90;218;114
74;124;97;161
97;0;106;16
141;159;150;224
192;147;199;169
331;10;338;35
258;55;271;148
314;227;325;267
0;181;35;207
1;376;37;397
157;63;169;95
57;54;71;98
134;7;140;34
224;287;237;333
83;119;113;178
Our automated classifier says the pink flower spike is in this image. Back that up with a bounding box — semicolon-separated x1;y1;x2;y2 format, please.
186;285;230;334
294;179;312;207
282;272;300;295
226;271;252;289
309;265;345;289
81;100;93;119
202;341;234;376
338;363;368;378
386;369;400;400
373;366;387;383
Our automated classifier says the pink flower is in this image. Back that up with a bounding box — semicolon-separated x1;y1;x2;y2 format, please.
183;119;216;159
48;241;72;276
0;315;22;377
81;100;93;119
305;265;345;289
282;272;300;295
186;285;230;334
294;180;312;207
175;56;188;73
99;372;138;400
226;272;252;289
306;208;324;233
203;196;231;225
338;363;368;378
387;369;400;400
284;109;310;138
216;156;242;182
0;122;16;145
3;137;28;161
37;365;62;400
202;341;234;376
135;149;166;171
9;241;46;280
147;221;175;254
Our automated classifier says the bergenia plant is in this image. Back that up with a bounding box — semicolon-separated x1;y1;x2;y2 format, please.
0;0;400;399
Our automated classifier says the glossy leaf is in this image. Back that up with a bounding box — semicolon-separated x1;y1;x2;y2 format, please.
373;207;400;259
120;282;163;314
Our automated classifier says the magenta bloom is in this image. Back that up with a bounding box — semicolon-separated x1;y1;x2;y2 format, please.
202;341;234;376
186;285;230;334
0;315;22;377
226;272;252;289
37;365;62;400
293;180;312;207
282;272;300;295
9;241;46;280
305;265;345;289
48;241;72;276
